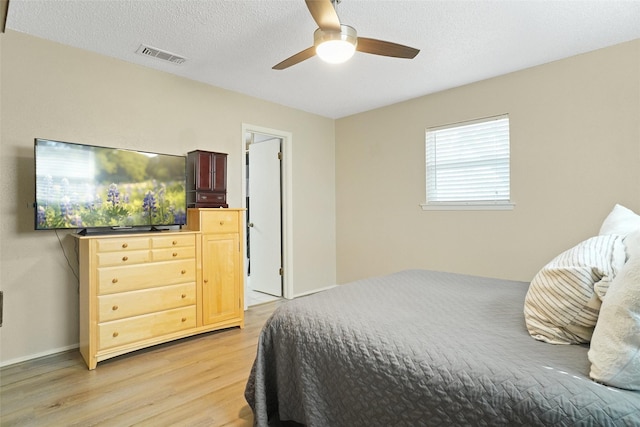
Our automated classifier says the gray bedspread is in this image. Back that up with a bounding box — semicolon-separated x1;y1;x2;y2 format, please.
245;270;640;426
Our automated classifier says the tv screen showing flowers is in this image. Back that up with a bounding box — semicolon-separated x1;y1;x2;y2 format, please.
35;139;187;231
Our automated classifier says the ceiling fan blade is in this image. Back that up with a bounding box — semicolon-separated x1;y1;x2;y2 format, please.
272;46;316;70
356;37;420;59
305;0;341;31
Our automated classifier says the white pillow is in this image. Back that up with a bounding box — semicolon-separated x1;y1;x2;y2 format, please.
589;230;640;390
524;235;626;344
599;204;640;236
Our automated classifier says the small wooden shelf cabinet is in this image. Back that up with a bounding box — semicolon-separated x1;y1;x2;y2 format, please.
186;150;228;208
75;209;244;369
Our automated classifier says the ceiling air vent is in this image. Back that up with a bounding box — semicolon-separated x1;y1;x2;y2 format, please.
135;44;186;65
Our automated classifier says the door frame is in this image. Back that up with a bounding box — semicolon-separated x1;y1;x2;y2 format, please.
241;123;293;302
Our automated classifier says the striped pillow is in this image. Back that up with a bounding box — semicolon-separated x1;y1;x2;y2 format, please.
524;235;626;344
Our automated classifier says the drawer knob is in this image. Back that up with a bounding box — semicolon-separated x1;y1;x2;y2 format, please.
204;279;208;284
112;278;118;284
172;252;178;257
219;221;224;225
113;332;119;338
172;240;178;245
112;305;118;311
181;293;187;299
181;269;187;274
181;317;187;322
122;243;128;248
122;256;128;262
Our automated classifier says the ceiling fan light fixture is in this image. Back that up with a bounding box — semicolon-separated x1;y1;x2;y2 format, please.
314;25;357;64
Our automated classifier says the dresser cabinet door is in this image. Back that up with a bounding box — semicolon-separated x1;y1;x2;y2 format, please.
194;151;213;191
211;152;227;193
202;233;242;325
189;151;227;192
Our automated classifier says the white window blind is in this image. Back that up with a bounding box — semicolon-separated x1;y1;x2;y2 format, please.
424;115;511;210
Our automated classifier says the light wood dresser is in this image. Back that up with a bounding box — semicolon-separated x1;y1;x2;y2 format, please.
75;208;244;369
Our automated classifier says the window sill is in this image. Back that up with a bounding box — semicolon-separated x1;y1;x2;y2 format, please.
420;202;515;211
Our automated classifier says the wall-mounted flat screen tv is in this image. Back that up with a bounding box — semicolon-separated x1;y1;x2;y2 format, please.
34;138;187;232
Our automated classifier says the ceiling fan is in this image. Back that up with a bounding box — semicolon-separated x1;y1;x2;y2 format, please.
273;0;420;70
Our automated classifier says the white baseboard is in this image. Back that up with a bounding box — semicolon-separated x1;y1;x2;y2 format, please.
0;343;79;368
292;284;338;299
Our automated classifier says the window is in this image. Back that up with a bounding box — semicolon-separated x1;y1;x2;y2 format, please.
422;114;512;210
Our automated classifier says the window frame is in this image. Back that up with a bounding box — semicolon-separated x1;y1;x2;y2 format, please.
421;114;514;211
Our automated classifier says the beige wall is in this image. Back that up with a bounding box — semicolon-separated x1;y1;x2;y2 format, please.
2;29;639;366
336;39;640;284
0;31;336;365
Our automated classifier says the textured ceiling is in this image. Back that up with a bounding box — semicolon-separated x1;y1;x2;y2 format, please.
6;0;640;119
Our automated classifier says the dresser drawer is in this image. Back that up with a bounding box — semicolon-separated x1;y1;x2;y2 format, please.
194;210;239;233
96;250;151;267
98;306;196;350
95;237;150;252
151;234;195;249
97;259;196;295
98;283;196;322
195;192;226;204
152;246;195;261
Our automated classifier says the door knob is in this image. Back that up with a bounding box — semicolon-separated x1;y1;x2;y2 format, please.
248;223;254;227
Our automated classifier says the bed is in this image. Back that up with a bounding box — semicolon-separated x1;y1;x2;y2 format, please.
244;269;640;426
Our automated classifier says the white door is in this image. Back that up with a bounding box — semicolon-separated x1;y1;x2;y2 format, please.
248;138;282;296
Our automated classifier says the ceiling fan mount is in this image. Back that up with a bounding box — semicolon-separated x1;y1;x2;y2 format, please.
273;0;419;70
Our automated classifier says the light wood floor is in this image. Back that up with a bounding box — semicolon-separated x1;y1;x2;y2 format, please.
1;301;281;427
